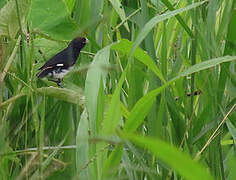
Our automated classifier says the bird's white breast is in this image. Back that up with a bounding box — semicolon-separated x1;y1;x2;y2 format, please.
50;66;73;79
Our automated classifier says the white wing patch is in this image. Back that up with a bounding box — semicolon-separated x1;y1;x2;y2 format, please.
56;63;64;67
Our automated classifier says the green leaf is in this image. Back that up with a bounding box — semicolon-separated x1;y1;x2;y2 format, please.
73;0;91;28
91;0;104;22
96;79;106;134
64;0;76;13
29;0;78;40
123;84;167;132
76;109;90;179
36;87;84;106
102;145;123;178
102;65;127;135
85;45;111;135
0;0;29;38
111;39;165;82
123;133;214;180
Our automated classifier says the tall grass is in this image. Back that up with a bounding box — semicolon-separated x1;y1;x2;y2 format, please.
0;0;235;179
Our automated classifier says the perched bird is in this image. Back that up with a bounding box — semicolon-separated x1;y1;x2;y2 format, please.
37;37;88;86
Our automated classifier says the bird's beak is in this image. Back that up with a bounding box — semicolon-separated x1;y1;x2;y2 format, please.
85;38;89;43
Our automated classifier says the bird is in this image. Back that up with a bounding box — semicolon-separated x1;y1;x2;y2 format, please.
36;37;88;86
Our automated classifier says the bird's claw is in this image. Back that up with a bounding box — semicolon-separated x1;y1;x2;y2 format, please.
57;81;63;88
48;78;63;88
56;79;63;88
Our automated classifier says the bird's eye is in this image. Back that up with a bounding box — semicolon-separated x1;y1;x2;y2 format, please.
84;38;89;44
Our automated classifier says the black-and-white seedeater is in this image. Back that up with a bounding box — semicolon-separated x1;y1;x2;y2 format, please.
37;37;88;86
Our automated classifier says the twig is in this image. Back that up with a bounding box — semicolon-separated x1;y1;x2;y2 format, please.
195;103;236;160
0;137;121;156
112;8;141;32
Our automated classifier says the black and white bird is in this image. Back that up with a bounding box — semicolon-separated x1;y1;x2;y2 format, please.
36;37;88;86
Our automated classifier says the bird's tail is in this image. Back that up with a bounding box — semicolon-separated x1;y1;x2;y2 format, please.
36;67;52;78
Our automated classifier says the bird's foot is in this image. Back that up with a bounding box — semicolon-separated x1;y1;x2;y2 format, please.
48;78;63;88
57;81;63;88
56;79;63;88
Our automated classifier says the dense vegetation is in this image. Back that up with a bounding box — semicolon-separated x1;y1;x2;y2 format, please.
0;0;235;179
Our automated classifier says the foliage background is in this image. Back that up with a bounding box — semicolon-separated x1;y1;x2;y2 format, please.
0;0;235;179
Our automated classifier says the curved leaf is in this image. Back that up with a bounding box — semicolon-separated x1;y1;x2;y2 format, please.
111;39;165;82
123;133;214;180
36;87;84;106
29;0;78;40
85;45;111;135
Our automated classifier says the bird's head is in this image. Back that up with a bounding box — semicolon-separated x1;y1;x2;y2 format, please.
69;37;89;50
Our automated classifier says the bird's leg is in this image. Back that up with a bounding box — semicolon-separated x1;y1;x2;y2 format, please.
56;78;63;87
48;78;63;87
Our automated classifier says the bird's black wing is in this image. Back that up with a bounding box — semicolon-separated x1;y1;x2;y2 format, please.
38;47;72;70
37;47;73;78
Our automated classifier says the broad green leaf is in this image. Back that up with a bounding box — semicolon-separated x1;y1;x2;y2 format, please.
109;0;130;32
29;0;78;40
91;0;104;22
96;79;106;134
131;1;206;56
73;0;91;28
36;87;84;106
85;45;111;135
0;0;29;38
111;39;165;82
123;133;214;180
102;65;127;135
96;58;128;179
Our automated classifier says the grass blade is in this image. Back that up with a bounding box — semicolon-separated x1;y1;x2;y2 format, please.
76;109;90;179
109;0;129;32
36;87;85;106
